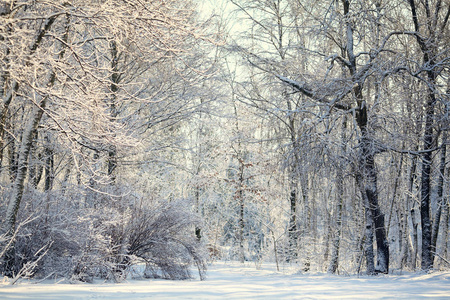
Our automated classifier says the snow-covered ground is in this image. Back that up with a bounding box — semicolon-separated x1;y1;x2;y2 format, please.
1;262;449;299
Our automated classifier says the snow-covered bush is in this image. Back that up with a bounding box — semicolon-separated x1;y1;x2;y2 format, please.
0;186;207;282
127;199;206;280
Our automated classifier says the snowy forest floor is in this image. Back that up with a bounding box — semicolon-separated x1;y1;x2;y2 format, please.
1;261;450;299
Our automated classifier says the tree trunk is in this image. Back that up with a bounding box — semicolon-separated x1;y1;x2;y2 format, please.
437;189;449;269
410;145;421;269
300;173;311;271
328;116;347;274
431;131;446;263
107;40;120;184
238;158;245;263
287;186;297;260
6;115;17;182
328;171;344;274
399;208;409;270
411;207;419;269
420;91;435;270
400;154;418;269
285;89;299;261
355;85;390;274
364;198;376;275
44;135;54;192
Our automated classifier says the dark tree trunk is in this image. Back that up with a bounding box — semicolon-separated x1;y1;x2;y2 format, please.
364;196;376;275
355;83;390;274
420;92;435;270
44;135;54;192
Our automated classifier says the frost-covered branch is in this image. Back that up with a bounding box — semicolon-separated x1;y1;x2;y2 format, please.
276;75;352;111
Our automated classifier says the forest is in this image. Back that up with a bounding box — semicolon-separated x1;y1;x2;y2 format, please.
0;0;449;284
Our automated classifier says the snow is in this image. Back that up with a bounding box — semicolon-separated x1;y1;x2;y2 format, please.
1;262;450;299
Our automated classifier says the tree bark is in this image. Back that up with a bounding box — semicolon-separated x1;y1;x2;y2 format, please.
288;140;298;257
431;131;446;263
364;196;376;275
279;63;300;260
328;116;347;274
420;92;435;271
437;186;449;269
107;40;120;184
287;92;299;261
328;169;344;274
44;135;54;192
237;157;245;264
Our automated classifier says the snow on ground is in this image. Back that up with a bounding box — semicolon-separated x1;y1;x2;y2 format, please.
1;261;450;299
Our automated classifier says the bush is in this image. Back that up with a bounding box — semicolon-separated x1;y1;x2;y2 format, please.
1;187;207;282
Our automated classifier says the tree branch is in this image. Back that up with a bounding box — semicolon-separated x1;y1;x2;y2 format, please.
276;75;352;111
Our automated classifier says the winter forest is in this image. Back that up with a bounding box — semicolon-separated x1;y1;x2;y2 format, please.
0;0;450;290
